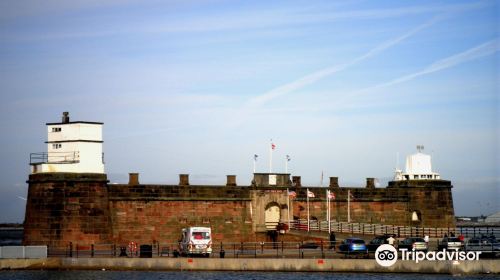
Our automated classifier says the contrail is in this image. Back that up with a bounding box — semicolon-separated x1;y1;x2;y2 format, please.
246;15;444;107
352;39;499;95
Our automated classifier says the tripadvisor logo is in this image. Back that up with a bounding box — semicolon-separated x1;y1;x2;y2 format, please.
375;244;482;267
375;244;398;267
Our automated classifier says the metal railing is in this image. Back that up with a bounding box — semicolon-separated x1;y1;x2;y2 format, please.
30;151;80;165
288;220;500;238
45;240;500;259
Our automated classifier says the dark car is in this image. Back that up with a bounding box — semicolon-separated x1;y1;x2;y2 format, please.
398;237;428;252
338;238;368;257
367;234;396;252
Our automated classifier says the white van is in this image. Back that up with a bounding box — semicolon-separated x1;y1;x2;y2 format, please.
179;227;212;257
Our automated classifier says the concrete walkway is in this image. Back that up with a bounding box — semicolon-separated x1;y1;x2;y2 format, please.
0;257;498;274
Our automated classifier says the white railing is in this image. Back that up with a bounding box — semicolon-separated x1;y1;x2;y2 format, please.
288;219;462;238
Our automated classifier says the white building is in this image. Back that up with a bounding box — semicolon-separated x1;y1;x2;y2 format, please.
394;145;440;181
30;112;105;174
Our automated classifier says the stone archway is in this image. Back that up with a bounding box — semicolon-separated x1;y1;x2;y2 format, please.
265;202;281;230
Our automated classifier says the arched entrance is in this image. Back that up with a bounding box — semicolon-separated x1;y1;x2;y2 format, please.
265;202;281;230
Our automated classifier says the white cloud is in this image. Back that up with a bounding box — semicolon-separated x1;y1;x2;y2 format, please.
350;39;500;95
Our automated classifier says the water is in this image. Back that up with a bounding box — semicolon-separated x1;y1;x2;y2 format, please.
0;271;496;280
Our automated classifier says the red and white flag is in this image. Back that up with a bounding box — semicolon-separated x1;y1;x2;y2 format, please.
307;190;315;198
288;190;297;198
328;191;336;199
271;143;276;150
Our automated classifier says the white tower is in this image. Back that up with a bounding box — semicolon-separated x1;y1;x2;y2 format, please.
394;145;440;181
30;112;105;174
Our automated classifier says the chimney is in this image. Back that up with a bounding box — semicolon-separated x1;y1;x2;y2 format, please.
292;176;301;187
128;173;139;185
62;112;70;123
179;174;190;185
226;175;237;186
329;177;339;188
366;178;375;189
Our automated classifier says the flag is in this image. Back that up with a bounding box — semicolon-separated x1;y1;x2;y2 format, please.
286;155;290;161
254;154;258;161
307;190;315;198
271;143;276;150
328;191;336;199
288;190;296;198
349;191;355;200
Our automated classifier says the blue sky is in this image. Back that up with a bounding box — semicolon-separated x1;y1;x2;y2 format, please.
0;0;498;222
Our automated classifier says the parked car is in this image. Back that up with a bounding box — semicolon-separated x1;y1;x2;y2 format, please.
398;237;427;252
367;234;396;252
465;237;500;257
338;238;368;257
438;237;464;251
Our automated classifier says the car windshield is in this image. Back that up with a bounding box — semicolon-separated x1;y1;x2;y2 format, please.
192;232;210;240
447;238;460;242
352;240;365;244
412;238;425;242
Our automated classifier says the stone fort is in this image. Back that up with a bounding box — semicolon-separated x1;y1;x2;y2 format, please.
23;113;455;247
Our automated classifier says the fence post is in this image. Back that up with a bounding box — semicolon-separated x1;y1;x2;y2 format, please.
300;241;303;259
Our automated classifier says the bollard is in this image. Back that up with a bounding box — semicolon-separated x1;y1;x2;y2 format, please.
69;242;73;258
91;244;94;258
321;240;324;259
219;249;225;258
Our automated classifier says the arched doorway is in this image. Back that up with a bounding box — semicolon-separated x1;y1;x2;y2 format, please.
265;202;281;230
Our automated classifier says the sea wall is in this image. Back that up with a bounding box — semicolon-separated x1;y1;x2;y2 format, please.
0;258;498;274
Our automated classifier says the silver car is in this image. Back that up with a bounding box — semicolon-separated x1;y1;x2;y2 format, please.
399;237;428;252
438;237;463;251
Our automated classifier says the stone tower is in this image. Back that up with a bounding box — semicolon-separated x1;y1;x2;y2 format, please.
24;112;112;247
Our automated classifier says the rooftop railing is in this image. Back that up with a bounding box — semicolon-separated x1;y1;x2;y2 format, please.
29;151;80;165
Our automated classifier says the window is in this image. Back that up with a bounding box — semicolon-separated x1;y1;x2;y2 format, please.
51;127;61;132
52;143;62;149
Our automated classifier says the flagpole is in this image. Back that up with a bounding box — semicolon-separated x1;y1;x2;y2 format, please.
347;190;351;223
327;190;331;233
287;188;291;229
326;189;330;233
307;188;310;232
269;140;272;173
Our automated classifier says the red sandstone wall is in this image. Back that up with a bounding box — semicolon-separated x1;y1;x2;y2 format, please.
109;200;255;244
23;174;111;247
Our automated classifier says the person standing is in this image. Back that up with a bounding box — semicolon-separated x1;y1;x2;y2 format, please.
387;235;396;246
329;231;336;249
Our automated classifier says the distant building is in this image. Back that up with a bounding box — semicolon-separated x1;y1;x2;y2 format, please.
485;212;500;224
394;145;440;181
29;112;104;174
